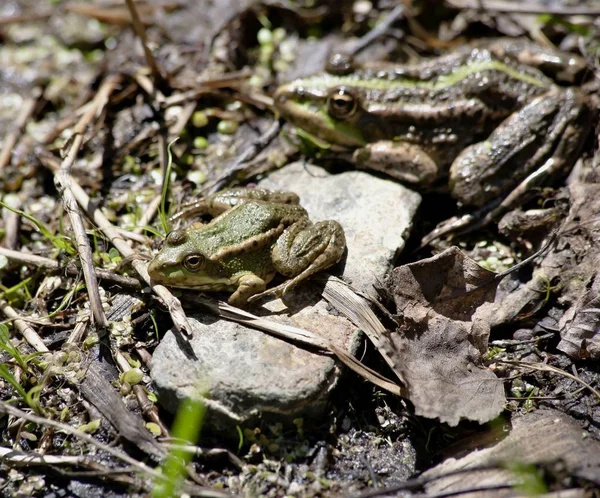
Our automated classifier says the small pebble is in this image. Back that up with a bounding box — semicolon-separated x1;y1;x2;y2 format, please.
513;329;533;341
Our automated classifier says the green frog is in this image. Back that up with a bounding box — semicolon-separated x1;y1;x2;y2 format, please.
147;189;346;307
274;39;594;207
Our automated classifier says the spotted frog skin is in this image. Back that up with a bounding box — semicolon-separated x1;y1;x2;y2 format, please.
274;39;594;207
147;189;346;306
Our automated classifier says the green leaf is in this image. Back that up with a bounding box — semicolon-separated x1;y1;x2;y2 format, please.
146;422;161;436
25;384;44;413
152;395;206;498
0;323;9;343
0;202;75;255
0;326;29;371
236;425;244;453
0;202;54;239
78;418;101;433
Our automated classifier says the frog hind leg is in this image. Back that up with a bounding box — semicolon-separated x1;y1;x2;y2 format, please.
249;219;346;302
229;273;268;307
352;141;440;185
449;88;592;207
421;89;593;246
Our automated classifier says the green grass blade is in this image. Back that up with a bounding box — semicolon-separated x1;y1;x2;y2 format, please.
0;364;28;399
158;138;178;235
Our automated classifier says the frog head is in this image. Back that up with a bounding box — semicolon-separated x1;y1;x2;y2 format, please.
148;228;234;291
274;75;368;148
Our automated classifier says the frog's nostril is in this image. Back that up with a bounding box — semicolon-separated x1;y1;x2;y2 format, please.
275;93;287;106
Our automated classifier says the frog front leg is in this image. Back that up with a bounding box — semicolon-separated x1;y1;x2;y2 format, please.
229;273;268;307
352;141;440;185
249;219;346;301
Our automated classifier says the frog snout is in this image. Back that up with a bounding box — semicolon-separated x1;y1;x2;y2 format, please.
147;257;164;279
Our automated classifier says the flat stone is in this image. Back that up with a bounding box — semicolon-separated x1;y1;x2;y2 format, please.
151;163;421;430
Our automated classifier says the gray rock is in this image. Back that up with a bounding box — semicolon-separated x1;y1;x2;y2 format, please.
151;163;421;430
151;302;357;432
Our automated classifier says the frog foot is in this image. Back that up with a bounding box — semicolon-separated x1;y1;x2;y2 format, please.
246;281;289;303
228;274;267;307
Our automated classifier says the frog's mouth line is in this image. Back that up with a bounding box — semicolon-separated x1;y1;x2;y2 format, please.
176;282;234;291
150;273;235;291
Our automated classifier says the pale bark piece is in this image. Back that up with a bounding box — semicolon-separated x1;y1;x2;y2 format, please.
389;247;505;426
423;408;600;496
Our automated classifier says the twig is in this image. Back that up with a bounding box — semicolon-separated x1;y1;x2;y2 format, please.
54;75;123;330
0;87;43;170
3;208;21;250
160;443;244;469
131;72;171;232
72;177;192;336
133;385;169;436
168;101;196;138
0;247;142;289
0;401;234;498
0;446;87;465
134;72;166;103
321;277;406;391
0;446;142;488
0;11;53;25
445;0;600;15
124;0;166;88
348;5;405;56
66;321;89;345
493;230;557;281
0;300;49;353
133;195;162;236
498;360;600;402
363;484;512;498
64;2;163;26
164;69;253;106
111;348;169;436
41;90;98;145
490;332;555;347
354;462;524;498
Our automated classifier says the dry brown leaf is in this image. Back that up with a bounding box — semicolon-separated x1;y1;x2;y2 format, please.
422;408;600;495
556;183;600;359
388;247;505;426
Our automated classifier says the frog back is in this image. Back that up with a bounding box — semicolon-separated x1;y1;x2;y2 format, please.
189;201;308;260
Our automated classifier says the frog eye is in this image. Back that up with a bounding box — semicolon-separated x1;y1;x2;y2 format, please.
327;87;358;119
183;254;205;272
